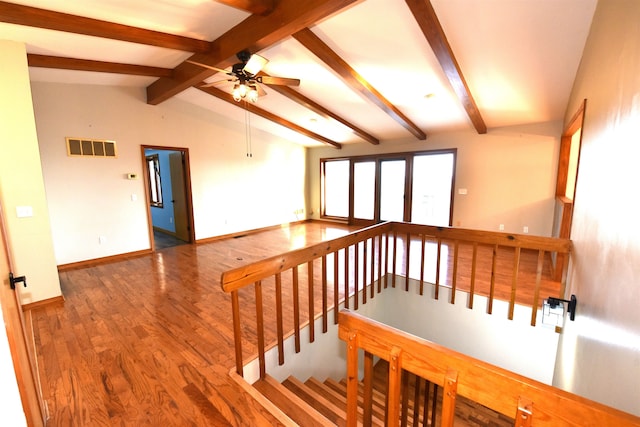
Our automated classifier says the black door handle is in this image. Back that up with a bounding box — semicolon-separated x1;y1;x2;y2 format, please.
9;273;27;290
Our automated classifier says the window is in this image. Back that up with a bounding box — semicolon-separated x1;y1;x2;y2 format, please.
322;159;349;217
146;154;163;208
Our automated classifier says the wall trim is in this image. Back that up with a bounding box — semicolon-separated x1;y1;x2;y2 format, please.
22;295;64;311
195;219;312;245
57;249;152;271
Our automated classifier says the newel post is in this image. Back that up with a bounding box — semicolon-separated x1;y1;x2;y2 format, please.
345;331;359;426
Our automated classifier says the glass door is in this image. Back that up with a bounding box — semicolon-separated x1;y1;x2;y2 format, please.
351;160;376;225
411;153;454;226
379;159;407;222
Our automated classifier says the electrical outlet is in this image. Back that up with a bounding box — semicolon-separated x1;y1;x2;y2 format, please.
499;224;505;231
99;236;106;244
523;226;529;234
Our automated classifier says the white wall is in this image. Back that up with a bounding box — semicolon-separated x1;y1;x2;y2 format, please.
554;0;640;416
307;121;561;236
31;82;308;265
251;278;558;386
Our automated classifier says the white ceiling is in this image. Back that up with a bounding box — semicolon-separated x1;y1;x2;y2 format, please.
0;0;597;147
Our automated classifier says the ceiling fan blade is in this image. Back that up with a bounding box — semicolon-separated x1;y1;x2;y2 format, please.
255;84;267;96
243;54;268;75
259;76;301;86
186;60;232;75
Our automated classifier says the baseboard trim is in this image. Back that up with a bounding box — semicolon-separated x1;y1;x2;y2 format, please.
57;249;153;272
195;219;311;245
22;295;65;311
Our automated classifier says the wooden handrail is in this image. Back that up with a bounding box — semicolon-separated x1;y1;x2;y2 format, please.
220;221;572;378
338;309;640;427
221;222;393;292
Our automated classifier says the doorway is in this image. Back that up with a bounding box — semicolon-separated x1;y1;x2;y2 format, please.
551;100;586;278
142;146;195;250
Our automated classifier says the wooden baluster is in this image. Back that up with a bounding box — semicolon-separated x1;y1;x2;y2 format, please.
292;266;300;353
441;369;458;427
451;240;459;304
431;383;438;427
509;247;521;320
405;232;411;291
363;351;374;427
231;290;243;376
384;231;390;289
468;242;478;309
345;332;359;427
370;237;375;299
362;240;368;304
435;237;442;300
322;255;328;333
344;246;350;309
392;230;397;288
401;369;409;427
515;397;533;427
387;347;402;427
308;260;315;342
422;380;431;427
419;233;426;295
412;373;421;427
255;280;266;379
377;233;383;293
354;242;360;309
530;250;545;326
275;273;284;365
488;244;498;314
334;251;339;324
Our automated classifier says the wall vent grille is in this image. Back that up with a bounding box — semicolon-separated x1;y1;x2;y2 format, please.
66;137;117;158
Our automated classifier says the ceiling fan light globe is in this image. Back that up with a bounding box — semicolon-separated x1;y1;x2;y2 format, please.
232;84;242;102
248;87;259;103
238;83;248;97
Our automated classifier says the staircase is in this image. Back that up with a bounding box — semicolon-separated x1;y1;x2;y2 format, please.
252;360;514;426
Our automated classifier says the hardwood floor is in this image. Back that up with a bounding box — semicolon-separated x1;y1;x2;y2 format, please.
30;222;559;426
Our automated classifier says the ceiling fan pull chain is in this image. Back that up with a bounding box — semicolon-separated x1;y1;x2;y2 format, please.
245;103;253;158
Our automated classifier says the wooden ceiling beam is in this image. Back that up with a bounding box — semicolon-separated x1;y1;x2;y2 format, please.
260;73;379;145
0;1;210;53
147;0;362;105
293;28;426;141
405;0;487;134
198;86;342;149
213;0;275;15
27;54;173;78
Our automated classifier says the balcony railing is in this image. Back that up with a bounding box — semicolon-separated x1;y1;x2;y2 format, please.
338;309;640;427
220;222;572;378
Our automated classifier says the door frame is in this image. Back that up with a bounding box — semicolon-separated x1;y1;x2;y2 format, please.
0;200;45;426
141;146;196;249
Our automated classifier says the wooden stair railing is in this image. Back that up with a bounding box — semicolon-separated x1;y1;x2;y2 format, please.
339;309;640;427
220;222;572;379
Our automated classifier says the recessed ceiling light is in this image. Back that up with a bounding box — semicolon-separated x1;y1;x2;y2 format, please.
310;118;318;123
424;93;435;100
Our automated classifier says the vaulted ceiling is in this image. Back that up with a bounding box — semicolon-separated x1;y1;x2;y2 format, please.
0;0;597;148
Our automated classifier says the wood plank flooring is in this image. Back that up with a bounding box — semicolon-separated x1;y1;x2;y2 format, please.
30;222;560;426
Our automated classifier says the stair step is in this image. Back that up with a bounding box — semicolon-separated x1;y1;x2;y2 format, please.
306;377;385;426
326;377;387;425
253;375;334;427
282;376;347;427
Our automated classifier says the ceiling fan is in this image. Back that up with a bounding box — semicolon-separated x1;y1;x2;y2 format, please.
188;50;301;103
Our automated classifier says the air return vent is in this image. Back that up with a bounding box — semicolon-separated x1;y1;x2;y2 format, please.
66;137;117;158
